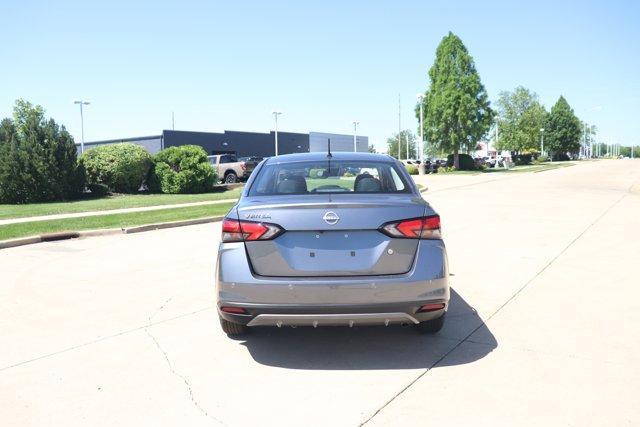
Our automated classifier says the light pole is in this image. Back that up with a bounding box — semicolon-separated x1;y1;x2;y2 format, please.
74;100;90;153
272;111;282;156
398;94;402;159
417;94;425;175
352;120;359;152
540;128;545;156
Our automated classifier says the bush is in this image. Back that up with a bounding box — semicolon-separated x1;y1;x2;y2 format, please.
405;164;418;175
446;153;475;170
552;152;570;161
151;145;216;194
80;143;153;193
513;154;533;166
0;100;85;204
533;154;549;164
438;166;457;173
87;183;110;197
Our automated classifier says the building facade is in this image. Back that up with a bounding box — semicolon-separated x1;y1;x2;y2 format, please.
78;129;368;157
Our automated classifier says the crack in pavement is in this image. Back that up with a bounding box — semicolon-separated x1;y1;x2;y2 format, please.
360;191;629;426
144;328;224;426
0;306;214;372
143;296;224;425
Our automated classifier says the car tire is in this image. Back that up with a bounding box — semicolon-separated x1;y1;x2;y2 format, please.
224;172;237;184
219;316;248;336
416;314;445;334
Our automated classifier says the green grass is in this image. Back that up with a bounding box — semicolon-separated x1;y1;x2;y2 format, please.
306;177;355;191
0;203;236;241
436;162;574;175
0;187;243;220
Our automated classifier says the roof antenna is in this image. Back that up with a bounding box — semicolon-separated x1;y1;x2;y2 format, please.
327;138;332;158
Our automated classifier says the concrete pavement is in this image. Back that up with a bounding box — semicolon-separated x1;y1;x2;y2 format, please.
1;159;639;426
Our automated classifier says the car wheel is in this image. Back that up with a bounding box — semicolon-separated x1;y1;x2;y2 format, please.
219;316;248;336
416;314;445;334
224;172;237;184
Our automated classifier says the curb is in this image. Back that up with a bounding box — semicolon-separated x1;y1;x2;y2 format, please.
0;216;225;250
0;236;43;249
123;216;224;234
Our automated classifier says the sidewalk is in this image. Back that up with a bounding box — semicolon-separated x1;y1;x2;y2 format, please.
0;198;238;226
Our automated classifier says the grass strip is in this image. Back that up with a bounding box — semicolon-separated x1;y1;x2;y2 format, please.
0;187;243;220
0;203;235;241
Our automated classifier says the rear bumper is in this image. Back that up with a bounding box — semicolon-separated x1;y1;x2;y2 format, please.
215;239;449;326
218;300;447;326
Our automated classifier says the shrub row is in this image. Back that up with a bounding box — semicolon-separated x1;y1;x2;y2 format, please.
0;101;219;204
81;144;217;195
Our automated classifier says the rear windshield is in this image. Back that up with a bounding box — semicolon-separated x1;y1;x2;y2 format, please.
248;160;412;196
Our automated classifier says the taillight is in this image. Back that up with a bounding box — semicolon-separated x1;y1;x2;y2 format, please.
221;306;249;314
379;215;441;239
221;218;284;242
417;302;446;312
240;162;247;170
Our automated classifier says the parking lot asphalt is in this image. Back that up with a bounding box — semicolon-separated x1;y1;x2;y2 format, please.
1;160;639;426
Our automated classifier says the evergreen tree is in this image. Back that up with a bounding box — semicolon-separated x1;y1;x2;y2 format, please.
545;96;581;157
417;32;494;168
0;100;84;203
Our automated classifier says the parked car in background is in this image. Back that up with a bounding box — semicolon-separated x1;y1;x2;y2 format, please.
208;154;255;183
480;156;496;168
216;152;450;336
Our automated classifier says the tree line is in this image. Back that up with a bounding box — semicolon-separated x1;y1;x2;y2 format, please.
386;32;599;166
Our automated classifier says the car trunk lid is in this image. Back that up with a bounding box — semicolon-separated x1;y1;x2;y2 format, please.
238;194;427;277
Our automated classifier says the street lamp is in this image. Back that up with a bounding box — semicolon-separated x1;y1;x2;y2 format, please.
417;94;425;175
352;120;360;152
540;128;545;156
272;111;282;156
73;100;90;153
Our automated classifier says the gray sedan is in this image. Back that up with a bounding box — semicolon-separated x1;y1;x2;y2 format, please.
215;152;450;335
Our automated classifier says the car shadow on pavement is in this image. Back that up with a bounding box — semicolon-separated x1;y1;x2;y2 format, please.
239;288;497;370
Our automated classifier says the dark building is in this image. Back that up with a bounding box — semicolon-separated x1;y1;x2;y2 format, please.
78;129;367;156
162;130;309;157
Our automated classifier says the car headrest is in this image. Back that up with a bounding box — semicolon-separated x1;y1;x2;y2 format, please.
354;176;382;192
277;176;307;194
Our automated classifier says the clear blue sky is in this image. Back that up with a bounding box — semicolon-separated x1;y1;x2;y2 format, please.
1;0;638;151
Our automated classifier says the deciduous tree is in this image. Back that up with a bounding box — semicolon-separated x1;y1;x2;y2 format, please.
386;130;416;159
495;87;547;153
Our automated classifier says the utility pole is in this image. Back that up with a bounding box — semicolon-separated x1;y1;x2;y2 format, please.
540;128;545;156
352;121;359;152
172;112;175;130
417;94;425;175
73;100;90;153
406;132;409;159
272;111;282;156
398;94;401;159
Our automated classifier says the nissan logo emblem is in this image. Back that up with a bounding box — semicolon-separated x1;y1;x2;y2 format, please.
323;211;339;225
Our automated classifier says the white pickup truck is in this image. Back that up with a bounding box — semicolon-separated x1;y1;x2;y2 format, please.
207;154;254;184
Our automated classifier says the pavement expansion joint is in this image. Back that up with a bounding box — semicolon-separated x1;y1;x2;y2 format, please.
360;191;630;426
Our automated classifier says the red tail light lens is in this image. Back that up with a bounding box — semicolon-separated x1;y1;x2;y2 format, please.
221;306;249;314
380;215;441;239
241;163;247;170
417;302;446;313
221;218;284;242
